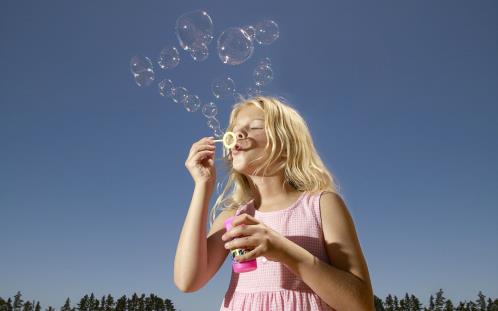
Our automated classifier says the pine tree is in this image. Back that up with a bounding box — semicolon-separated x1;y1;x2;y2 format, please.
46;307;55;311
374;295;385;311
77;295;89;311
34;302;40;311
411;294;423;311
476;292;487;311
13;292;24;311
163;299;174;311
22;301;33;311
435;289;446;311
429;295;435;311
385;295;395;311
444;299;454;311
60;298;71;311
114;296;126;311
104;295;114;311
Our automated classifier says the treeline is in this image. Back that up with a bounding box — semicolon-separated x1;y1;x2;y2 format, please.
0;292;176;311
374;289;498;311
2;289;498;311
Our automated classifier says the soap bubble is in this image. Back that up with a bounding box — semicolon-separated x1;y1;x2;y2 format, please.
247;86;262;97
211;76;235;99
243;25;256;41
254;20;279;45
158;46;180;69
253;64;273;87
213;128;224;138
158;79;174;97
171;86;188;103
217;27;254;65
189;42;209;61
182;94;201;112
259;57;271;67
202;102;218;118
130;55;155;87
207;117;221;130
175;10;214;52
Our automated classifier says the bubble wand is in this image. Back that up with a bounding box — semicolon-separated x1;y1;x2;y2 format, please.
212;131;237;158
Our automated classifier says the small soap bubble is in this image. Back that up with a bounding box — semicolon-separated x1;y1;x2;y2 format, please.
259;57;271;67
253;64;273;87
158;46;180;69
182;94;201;112
217;27;254;65
171;86;188;103
207;117;221;130
158;79;174;97
254;20;279;45
189;43;209;61
130;55;155;87
175;10;214;52
211;76;235;99
247;86;262;97
202;102;218;118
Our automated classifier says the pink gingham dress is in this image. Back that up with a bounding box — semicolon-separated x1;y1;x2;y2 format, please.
219;190;336;311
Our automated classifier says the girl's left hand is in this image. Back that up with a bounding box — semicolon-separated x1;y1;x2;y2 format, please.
221;214;288;263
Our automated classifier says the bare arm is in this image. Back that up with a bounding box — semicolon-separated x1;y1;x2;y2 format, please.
173;182;235;292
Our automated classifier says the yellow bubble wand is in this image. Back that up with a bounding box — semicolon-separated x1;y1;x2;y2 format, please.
212;131;237;158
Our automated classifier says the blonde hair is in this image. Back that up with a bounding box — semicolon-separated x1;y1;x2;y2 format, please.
209;96;340;227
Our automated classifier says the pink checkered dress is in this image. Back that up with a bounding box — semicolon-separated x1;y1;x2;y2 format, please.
219;190;336;311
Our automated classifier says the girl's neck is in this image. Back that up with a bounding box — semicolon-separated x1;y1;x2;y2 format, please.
248;176;300;211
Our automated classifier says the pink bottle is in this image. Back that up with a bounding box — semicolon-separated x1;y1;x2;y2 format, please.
224;216;258;273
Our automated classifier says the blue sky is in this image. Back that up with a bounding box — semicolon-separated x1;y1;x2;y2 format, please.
1;1;497;310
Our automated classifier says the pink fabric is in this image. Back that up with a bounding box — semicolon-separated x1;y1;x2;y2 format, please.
219;190;336;311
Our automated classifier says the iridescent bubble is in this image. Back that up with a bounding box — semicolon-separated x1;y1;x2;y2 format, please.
158;79;174;97
158;46;180;69
202;102;218;118
207;117;221;130
211;76;235;99
182;94;201;112
175;10;214;52
217;27;254;65
254;20;279;45
171;86;188;103
130;55;155;87
189;42;209;61
253;64;273;87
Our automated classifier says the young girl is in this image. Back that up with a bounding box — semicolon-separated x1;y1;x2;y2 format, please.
174;96;374;311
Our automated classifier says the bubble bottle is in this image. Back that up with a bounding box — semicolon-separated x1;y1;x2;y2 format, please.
224;216;258;273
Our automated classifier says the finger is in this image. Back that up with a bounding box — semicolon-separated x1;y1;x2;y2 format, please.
231;213;260;227
191;150;215;163
225;236;257;250
235;244;263;263
189;142;215;158
222;224;258;241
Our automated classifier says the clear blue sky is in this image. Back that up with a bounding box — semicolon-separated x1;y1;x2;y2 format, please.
1;1;497;310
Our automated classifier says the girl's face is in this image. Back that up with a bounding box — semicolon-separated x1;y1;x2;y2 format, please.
230;105;269;175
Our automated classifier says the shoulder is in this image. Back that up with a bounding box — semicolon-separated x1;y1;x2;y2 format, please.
318;191;373;288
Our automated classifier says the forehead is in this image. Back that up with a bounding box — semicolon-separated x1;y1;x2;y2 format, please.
234;105;264;122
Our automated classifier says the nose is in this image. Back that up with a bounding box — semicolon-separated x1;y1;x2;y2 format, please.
234;129;246;140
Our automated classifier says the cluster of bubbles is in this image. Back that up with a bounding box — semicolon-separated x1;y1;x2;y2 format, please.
129;10;279;137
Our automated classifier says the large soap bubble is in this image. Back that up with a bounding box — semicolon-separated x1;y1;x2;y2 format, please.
158;46;180;69
217;27;254;65
130;55;155;87
211;76;236;99
254;20;279;45
175;10;214;53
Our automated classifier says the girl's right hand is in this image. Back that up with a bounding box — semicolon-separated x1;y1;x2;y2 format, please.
185;136;217;186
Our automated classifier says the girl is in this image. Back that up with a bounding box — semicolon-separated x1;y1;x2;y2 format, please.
174;96;374;311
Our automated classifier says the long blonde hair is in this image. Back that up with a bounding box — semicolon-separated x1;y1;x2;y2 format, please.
209;96;340;227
